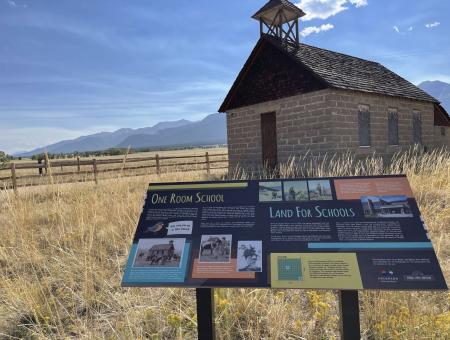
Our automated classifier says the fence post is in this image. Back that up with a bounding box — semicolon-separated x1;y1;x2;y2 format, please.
156;154;160;175
38;158;43;175
205;152;210;174
77;156;80;173
121;146;131;176
44;157;49;175
11;162;18;194
93;159;98;184
44;152;54;185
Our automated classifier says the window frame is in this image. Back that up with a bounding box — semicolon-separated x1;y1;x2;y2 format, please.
358;104;371;147
388;108;399;146
412;110;422;145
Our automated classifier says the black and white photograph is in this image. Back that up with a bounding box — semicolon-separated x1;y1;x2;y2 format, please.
307;180;333;200
283;180;309;201
133;238;185;268
361;195;413;218
237;241;262;272
259;181;283;202
199;235;232;263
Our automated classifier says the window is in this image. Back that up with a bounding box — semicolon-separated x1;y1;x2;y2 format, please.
388;109;399;145
441;127;446;136
413;111;422;144
358;105;370;146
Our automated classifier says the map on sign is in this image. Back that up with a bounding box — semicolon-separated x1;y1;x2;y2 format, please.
277;257;302;281
122;175;447;290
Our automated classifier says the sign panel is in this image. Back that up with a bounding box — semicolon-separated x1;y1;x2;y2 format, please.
122;175;447;290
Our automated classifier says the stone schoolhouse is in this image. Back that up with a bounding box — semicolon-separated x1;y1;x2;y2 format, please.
219;0;450;170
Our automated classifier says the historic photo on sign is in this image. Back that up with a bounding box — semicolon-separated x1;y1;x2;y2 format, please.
308;180;333;200
283;180;309;201
199;235;232;263
133;238;185;268
259;181;283;202
237;241;262;272
361;195;413;218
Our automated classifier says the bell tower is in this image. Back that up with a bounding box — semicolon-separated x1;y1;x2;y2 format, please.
252;0;305;46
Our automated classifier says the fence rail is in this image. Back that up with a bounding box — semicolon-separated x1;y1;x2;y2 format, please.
0;151;228;191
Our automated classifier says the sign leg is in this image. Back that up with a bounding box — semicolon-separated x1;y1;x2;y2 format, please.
196;288;215;340
339;290;360;340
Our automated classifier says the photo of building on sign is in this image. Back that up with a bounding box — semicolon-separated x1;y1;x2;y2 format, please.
361;195;413;218
199;235;232;263
259;181;283;202
133;238;185;268
237;241;262;272
307;180;333;200
283;180;309;201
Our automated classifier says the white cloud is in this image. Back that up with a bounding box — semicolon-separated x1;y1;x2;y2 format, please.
296;0;368;21
301;23;334;37
349;0;368;7
6;0;28;9
393;25;415;34
425;21;440;28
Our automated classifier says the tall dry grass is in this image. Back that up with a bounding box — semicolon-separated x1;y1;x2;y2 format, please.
0;149;449;339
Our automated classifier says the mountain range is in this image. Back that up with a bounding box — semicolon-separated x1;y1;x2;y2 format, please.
17;113;226;156
15;80;449;157
418;80;450;111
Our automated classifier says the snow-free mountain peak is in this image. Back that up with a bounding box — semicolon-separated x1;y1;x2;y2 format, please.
16;114;226;157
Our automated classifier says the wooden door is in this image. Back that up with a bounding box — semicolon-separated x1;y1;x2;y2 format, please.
261;112;278;169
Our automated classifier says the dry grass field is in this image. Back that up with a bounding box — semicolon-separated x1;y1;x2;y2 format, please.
0;148;449;339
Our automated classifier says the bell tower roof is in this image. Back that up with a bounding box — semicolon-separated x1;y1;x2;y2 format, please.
252;0;305;46
252;0;305;24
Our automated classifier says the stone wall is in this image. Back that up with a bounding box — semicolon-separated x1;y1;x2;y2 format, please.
226;89;332;170
433;126;450;148
328;89;435;156
226;88;439;171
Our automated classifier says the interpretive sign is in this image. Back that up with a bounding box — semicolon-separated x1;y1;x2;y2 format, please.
122;175;447;290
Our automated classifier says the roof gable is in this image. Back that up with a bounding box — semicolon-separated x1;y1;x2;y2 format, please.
434;104;450;127
219;38;328;112
219;35;438;112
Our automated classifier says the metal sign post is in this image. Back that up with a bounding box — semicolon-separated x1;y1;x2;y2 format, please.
339;290;361;340
196;288;216;340
194;289;361;339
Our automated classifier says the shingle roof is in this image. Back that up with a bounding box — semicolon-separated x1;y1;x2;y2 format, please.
265;35;438;103
252;0;305;20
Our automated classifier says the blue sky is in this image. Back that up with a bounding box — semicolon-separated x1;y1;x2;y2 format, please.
0;0;449;153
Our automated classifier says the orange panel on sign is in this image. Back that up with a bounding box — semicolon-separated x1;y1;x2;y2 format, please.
191;259;255;279
334;177;413;200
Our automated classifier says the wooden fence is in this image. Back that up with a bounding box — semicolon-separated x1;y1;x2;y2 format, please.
0;151;228;192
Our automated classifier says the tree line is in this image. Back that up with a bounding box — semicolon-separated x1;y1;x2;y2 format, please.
0;151;12;165
1;145;226;163
28;145;226;160
30;148;130;160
